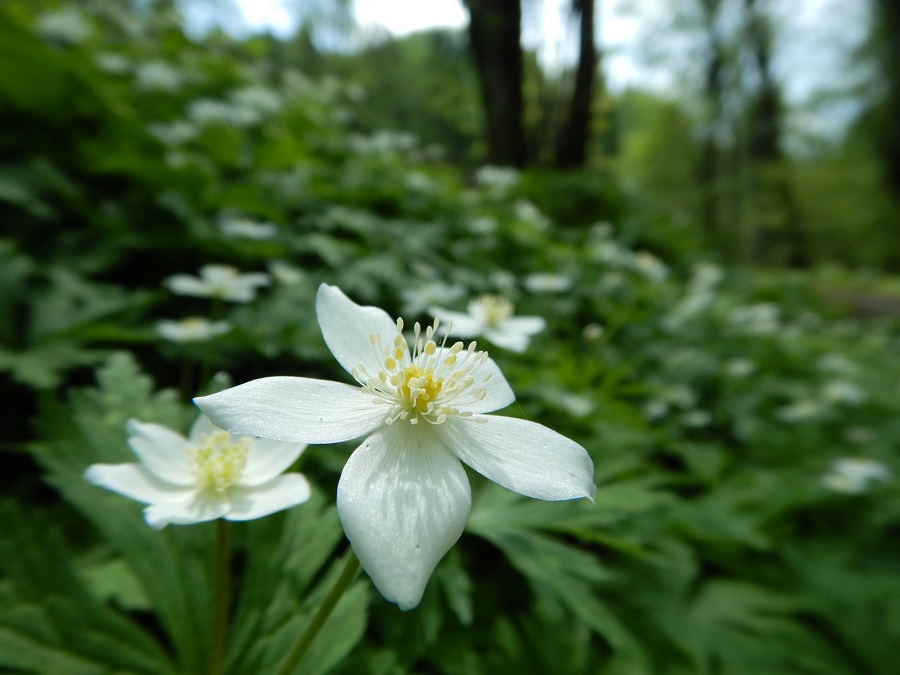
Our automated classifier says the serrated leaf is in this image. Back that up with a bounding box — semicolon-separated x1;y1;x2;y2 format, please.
0;500;176;675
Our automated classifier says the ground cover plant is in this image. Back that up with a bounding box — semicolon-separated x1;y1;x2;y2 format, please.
1;2;899;674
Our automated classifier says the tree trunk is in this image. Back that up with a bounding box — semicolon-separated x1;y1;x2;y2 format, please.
696;0;724;245
874;0;900;200
743;0;809;266
465;0;528;166
554;0;598;168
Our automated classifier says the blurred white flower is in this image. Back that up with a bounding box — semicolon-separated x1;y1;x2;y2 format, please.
156;317;232;343
642;399;669;421
558;393;594;418
523;273;573;294
821;380;866;406
632;251;669;282
134;61;183;92
821;457;891;494
147;120;198;146
817;353;858;375
401;281;466;316
229;85;282;117
430;294;546;353
777;399;824;422
662;263;723;332
164;264;271;303
188;98;256;127
218;216;278;240
85;416;309;528
405;172;438;194
474;165;519;193
513;200;550;231
348;130;418;156
727;303;780;335
467;216;497;235
845;426;875;445
582;323;605;342
589;221;614;240
268;260;306;286
683;410;712;428
38;8;92;44
724;358;756;378
489;270;519;294
196;284;595;610
94;52;131;74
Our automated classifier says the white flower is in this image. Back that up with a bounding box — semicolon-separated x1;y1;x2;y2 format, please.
134;61;183;92
777;399;823;422
821;380;866;406
218;216;279;240
148;120;198;146
474;165;519;193
268;260;306;286
38;9;92;44
523;273;572;294
156;317;232;343
85;416;310;528
632;251;669;282
821;457;891;494
95;52;131;74
164;264;270;303
195;284;595;610
724;358;756;378
400;281;466;316
430;295;545;353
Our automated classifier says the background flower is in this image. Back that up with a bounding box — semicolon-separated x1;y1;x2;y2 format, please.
85;415;310;528
430;294;546;353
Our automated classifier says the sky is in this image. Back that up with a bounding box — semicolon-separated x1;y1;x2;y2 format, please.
226;0;869;138
232;0;641;89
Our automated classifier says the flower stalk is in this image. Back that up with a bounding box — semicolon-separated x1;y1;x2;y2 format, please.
277;553;360;675
209;519;230;675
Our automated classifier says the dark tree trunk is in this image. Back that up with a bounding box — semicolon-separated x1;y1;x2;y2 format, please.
743;0;809;266
696;0;724;244
874;0;900;200
554;0;598;168
465;0;528;166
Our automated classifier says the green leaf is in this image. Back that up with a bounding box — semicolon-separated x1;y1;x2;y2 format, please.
0;500;177;675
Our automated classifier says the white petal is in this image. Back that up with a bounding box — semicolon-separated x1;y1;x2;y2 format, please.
188;413;219;442
503;315;546;336
240;438;307;485
84;463;187;504
439;416;596;502
337;424;471;610
165;275;208;297
195;377;384;444
226;474;312;521
316;283;400;379
143;491;229;529
126;420;193;485
434;348;515;414
428;307;483;337
484;328;530;353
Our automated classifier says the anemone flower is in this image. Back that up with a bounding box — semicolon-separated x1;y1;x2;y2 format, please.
85;415;309;528
195;284;595;610
164;264;270;303
429;294;545;353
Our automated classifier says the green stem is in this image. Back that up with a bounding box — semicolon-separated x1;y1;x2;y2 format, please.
209;519;230;675
277;553;361;675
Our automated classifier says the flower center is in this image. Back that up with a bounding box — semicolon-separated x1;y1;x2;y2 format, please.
353;317;492;425
471;294;513;327
186;430;250;491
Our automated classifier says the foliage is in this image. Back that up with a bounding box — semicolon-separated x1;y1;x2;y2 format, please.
1;1;898;674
